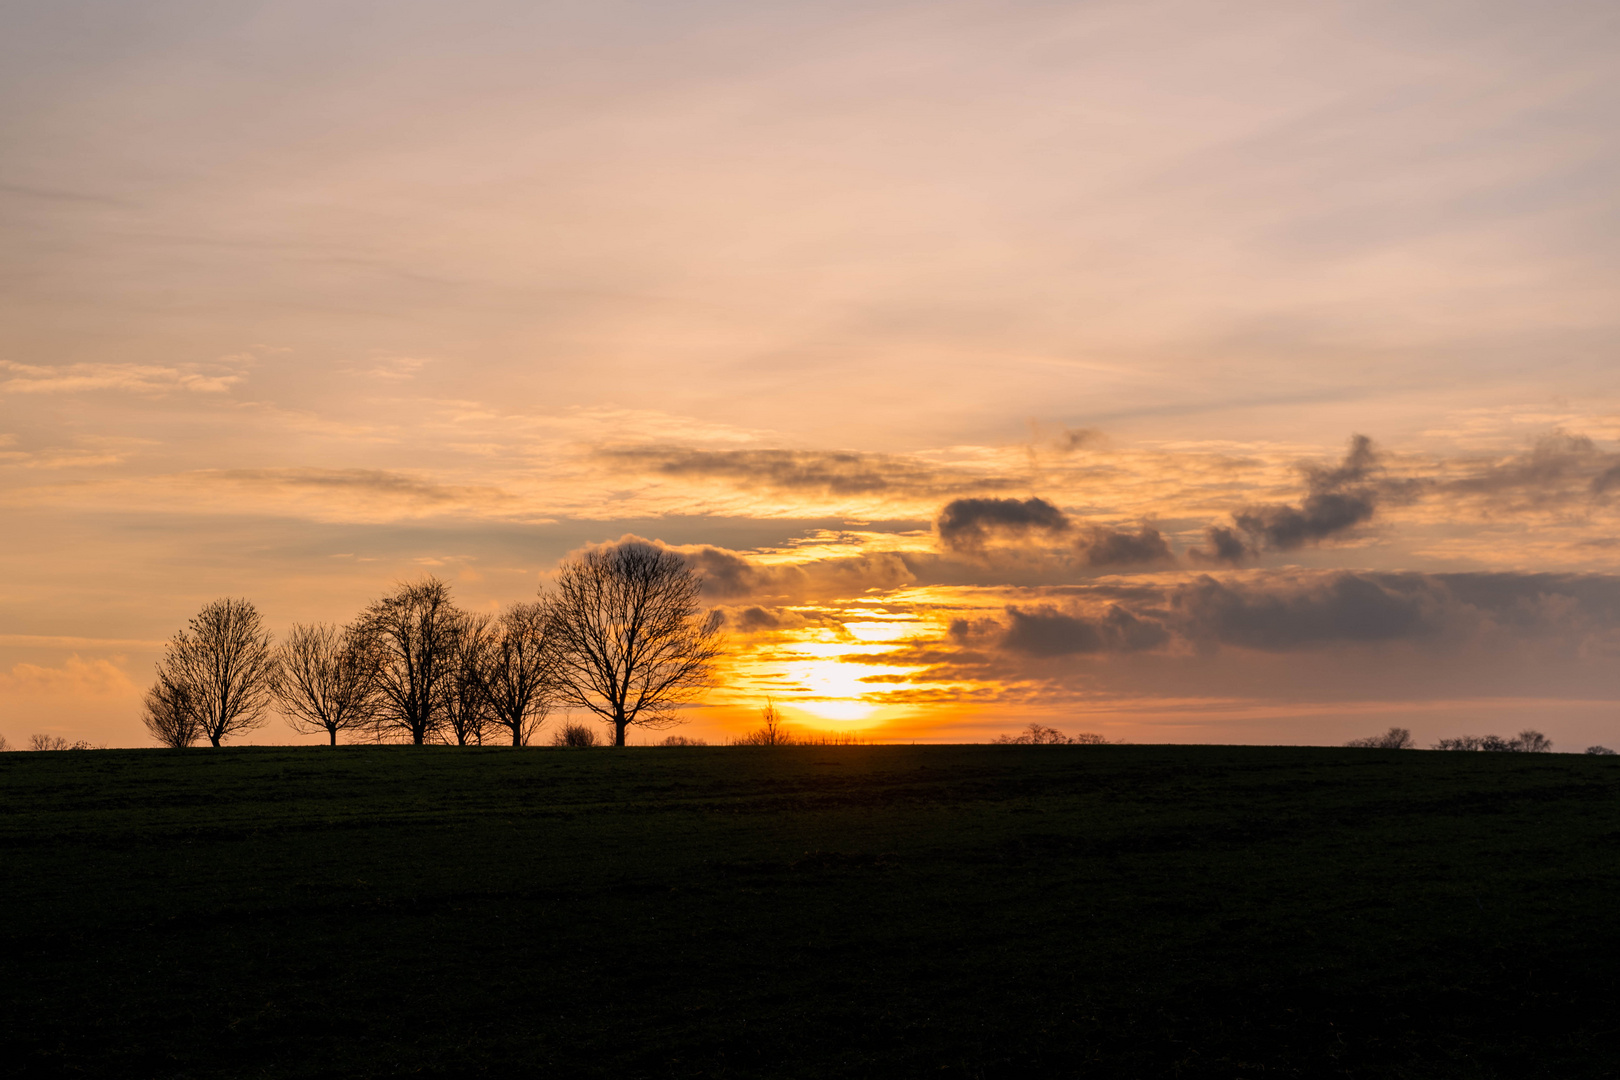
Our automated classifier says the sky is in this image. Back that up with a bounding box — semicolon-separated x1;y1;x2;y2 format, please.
5;0;1620;748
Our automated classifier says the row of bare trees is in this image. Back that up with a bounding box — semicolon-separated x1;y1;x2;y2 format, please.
142;543;722;749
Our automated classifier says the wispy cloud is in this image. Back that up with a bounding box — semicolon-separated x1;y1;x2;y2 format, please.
0;360;247;396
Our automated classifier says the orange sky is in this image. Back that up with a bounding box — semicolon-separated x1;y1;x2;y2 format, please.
5;0;1620;749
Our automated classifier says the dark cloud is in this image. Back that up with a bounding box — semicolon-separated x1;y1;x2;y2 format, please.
1171;572;1448;649
1079;525;1173;567
598;446;1016;498
936;496;1070;550
1190;525;1250;566
1192;435;1386;562
919;571;1620;666
1002;604;1170;656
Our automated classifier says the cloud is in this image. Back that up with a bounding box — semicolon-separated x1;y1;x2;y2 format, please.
1001;603;1170;656
0;655;138;697
1171;572;1449;650
0;360;246;396
211;468;500;506
913;570;1620;667
1193;435;1388;562
1079;525;1173;567
1438;431;1620;508
599;446;1016;499
936;496;1070;550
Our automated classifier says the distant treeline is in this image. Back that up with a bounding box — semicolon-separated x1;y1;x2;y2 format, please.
1346;725;1615;754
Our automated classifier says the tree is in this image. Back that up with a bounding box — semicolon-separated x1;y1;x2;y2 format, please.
357;578;466;745
544;542;722;747
993;723;1106;745
441;613;494;746
1346;726;1414;749
481;601;556;746
735;700;794;745
274;622;379;745
141;677;201;748
157;598;277;747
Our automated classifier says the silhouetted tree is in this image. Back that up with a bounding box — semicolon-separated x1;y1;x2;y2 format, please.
735;700;794;745
358;578;466;745
994;723;1106;745
1346;726;1414;749
545;542;722;747
481;601;556;746
657;735;707;746
0;734;9;752
141;677;201;748
275;622;379;745
441;613;494;746
1587;745;1617;755
158;598;277;747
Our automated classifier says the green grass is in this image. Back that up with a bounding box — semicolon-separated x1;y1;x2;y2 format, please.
2;744;1617;1078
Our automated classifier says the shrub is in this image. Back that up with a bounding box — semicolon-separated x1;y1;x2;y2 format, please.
1432;730;1552;753
28;735;98;751
551;721;601;747
656;735;708;746
1586;745;1616;755
1346;727;1414;749
0;734;9;751
993;724;1106;745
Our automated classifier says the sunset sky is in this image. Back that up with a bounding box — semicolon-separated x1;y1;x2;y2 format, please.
6;0;1620;747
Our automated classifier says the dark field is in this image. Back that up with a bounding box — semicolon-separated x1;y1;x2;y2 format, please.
2;745;1618;1078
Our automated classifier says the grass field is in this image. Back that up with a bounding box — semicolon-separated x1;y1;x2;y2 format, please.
2;743;1618;1078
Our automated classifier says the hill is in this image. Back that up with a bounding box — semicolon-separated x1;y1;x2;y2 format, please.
2;744;1616;1078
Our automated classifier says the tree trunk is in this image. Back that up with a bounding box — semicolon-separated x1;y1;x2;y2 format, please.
614;715;627;747
328;729;337;746
209;733;221;748
512;729;522;747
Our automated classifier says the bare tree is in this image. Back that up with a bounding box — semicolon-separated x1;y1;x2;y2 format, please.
735;700;794;746
358;578;465;745
0;734;10;752
275;622;379;745
993;723;1106;745
1346;726;1415;749
141;677;202;748
544;542;722;747
481;602;556;746
158;598;278;748
441;613;494;746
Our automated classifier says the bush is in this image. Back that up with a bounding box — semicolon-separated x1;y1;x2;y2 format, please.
656;735;708;746
1586;745;1616;755
28;735;98;751
1433;730;1552;753
993;724;1107;745
1346;727;1414;749
0;733;9;752
551;721;601;748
